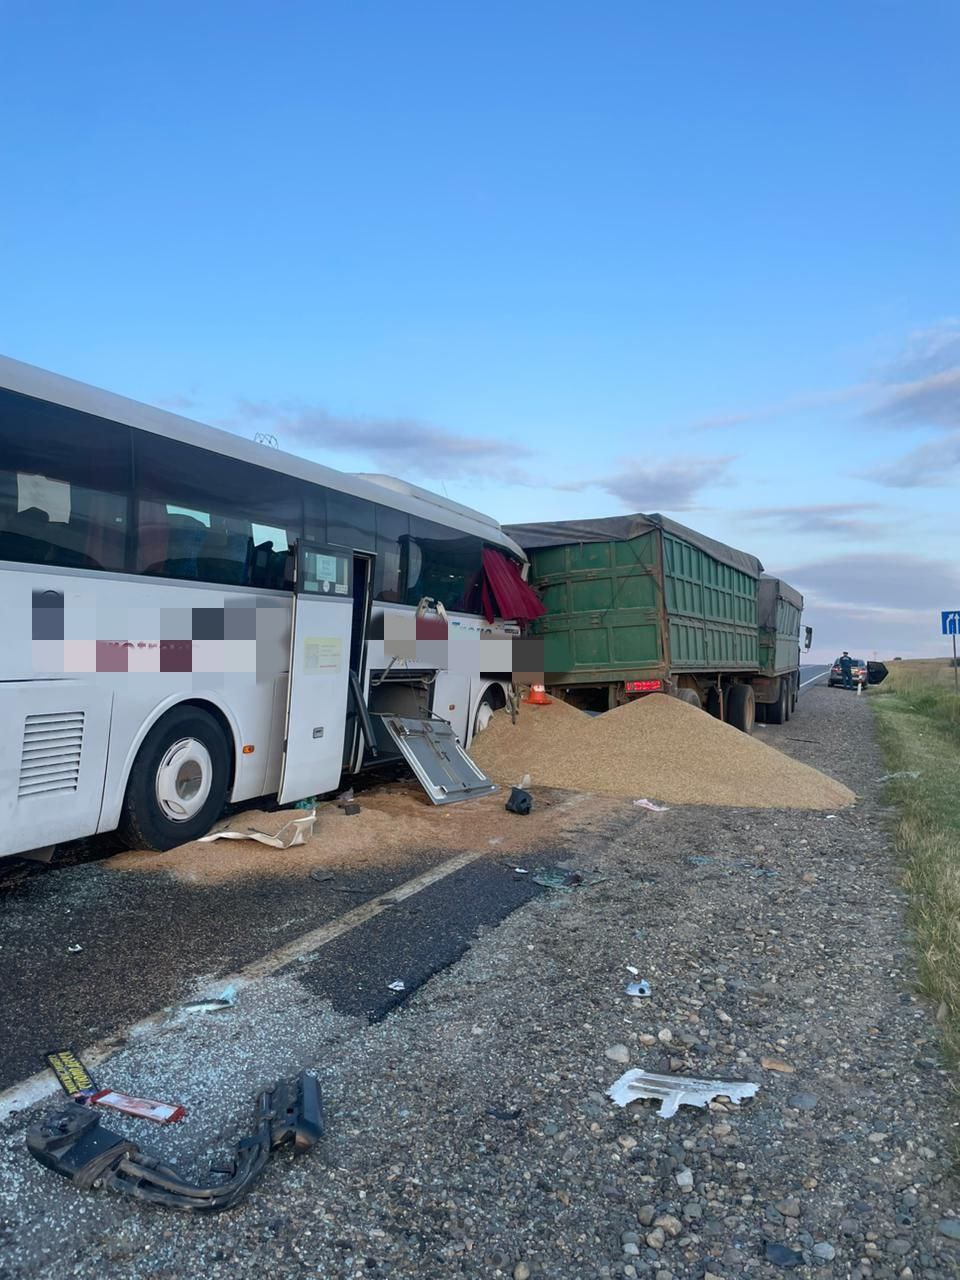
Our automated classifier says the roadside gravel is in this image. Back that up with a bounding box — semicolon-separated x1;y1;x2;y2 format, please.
2;684;957;1279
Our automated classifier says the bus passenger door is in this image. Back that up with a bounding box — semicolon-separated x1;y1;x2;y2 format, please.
278;544;354;805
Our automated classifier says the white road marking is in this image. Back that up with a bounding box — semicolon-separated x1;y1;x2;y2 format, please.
0;846;486;1123
799;669;829;689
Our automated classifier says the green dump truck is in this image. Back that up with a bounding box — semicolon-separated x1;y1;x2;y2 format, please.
504;514;811;734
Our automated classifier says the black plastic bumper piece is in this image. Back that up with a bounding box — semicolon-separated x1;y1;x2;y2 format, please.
26;1070;323;1213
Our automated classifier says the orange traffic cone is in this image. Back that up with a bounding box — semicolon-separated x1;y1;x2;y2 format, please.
523;684;552;705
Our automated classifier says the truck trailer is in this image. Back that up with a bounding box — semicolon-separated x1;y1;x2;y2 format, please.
504;513;811;734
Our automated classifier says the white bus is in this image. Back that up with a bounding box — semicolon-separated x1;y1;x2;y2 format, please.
0;355;535;859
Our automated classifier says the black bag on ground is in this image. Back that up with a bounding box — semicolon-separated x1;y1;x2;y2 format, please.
505;787;533;815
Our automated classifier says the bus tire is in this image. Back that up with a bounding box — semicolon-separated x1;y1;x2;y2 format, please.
726;683;755;734
119;705;231;851
473;683;507;738
767;678;789;725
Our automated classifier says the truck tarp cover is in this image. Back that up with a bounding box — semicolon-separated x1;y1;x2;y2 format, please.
481;547;547;624
758;575;804;627
504;513;763;578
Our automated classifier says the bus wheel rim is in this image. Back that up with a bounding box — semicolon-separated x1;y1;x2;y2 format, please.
155;738;213;822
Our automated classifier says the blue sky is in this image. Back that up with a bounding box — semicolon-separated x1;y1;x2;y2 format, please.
2;1;959;659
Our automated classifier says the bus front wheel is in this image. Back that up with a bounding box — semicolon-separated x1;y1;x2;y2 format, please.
119;706;231;851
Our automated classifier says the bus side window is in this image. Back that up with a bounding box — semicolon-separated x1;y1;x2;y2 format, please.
374;506;408;602
0;389;132;572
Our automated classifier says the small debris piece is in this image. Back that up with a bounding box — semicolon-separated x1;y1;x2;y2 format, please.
876;771;920;782
199;812;316;848
605;1044;630;1064
67;944;83;953
182;985;237;1014
514;867;529;875
309;870;334;884
387;980;406;992
505;786;533;815
761;1056;796;1074
45;1051;99;1102
625;980;651;998
607;1068;759;1118
938;1219;960;1241
626;964;639;975
633;798;669;812
765;1240;804;1267
90;1090;186;1124
532;869;583;890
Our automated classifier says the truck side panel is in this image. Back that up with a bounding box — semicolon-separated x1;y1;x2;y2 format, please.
529;529;760;685
662;534;759;671
757;577;803;676
530;533;663;683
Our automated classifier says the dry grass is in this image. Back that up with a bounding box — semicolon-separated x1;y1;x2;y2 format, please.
871;660;960;1065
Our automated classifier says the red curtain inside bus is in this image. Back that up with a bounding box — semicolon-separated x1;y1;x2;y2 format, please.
479;548;546;625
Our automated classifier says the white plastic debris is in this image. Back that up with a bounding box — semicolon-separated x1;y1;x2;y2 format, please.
67;944;83;953
181;984;237;1014
876;771;920;782
607;1068;759;1118
625;964;639;975
625;980;651;998
633;798;669;812
387;980;406;992
199;811;316;848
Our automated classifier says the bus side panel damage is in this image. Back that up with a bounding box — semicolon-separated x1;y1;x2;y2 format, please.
26;1070;323;1212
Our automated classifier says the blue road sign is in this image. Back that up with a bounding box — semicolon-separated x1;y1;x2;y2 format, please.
942;611;960;635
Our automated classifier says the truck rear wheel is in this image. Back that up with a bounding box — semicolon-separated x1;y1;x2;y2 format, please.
767;678;789;725
726;684;755;735
677;688;702;709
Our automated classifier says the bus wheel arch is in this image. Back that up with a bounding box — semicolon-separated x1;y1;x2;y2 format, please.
118;702;233;851
472;680;508;738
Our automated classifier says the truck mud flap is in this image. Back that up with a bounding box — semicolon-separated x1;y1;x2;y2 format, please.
376;715;497;805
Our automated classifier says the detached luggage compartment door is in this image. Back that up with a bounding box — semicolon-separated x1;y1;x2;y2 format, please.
867;661;888;686
376;715;497;805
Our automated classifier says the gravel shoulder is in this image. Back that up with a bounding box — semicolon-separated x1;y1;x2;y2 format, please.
2;684;958;1279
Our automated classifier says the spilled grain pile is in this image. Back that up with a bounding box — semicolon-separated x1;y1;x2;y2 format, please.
470;693;854;810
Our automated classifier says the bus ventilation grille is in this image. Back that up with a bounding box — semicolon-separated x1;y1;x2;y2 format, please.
18;711;85;799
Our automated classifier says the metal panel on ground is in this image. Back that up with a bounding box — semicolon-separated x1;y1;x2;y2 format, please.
376;715;497;805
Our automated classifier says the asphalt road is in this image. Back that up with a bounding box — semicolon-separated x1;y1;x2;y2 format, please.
4;684;958;1280
0;674;830;1102
0;820;562;1095
799;662;833;689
